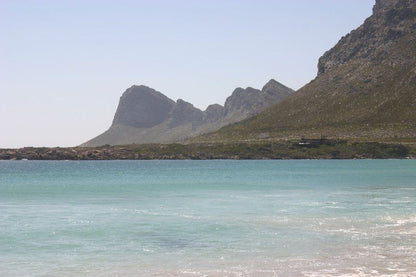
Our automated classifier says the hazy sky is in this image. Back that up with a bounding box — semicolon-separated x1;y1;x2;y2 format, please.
1;0;375;148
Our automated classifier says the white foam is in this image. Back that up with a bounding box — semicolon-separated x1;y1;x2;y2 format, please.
396;215;416;225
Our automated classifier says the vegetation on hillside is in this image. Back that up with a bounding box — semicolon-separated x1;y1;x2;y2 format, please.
198;2;416;143
1;140;414;160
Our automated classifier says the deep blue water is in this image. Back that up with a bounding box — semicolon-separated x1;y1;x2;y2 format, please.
1;160;415;276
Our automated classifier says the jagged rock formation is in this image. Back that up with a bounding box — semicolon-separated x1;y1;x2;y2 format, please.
82;79;293;146
318;0;416;75
200;0;416;142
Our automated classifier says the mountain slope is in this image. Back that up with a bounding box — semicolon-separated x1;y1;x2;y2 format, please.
200;0;416;142
82;79;293;146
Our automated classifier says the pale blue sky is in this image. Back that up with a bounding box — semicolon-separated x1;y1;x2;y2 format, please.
1;0;374;147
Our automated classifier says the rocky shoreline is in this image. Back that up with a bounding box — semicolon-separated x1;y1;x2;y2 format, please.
0;140;414;160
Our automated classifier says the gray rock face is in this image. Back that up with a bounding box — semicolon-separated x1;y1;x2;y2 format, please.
82;79;293;146
373;0;412;13
112;85;175;128
224;79;294;116
261;79;294;102
204;104;225;123
168;99;204;128
318;0;416;75
224;87;264;115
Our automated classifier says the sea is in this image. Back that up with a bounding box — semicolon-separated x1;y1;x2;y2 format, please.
0;160;415;276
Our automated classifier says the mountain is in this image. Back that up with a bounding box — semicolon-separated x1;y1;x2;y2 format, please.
199;0;416;142
82;79;293;146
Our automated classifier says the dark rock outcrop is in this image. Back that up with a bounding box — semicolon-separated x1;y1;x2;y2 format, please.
373;0;413;13
318;0;416;75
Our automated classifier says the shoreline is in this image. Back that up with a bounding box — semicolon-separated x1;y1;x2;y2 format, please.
1;140;415;160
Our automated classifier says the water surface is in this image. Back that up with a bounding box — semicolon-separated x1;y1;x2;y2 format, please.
0;160;415;276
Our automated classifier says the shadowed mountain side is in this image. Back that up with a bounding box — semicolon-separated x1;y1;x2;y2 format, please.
111;85;175;128
82;79;294;146
197;0;416;142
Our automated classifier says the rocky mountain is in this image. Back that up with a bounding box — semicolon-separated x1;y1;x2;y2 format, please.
200;0;416;142
82;79;293;146
111;86;175;128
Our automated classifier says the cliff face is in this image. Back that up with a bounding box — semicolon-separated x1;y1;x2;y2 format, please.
82;79;293;146
223;79;294;118
168;99;204;129
112;86;175;128
373;0;413;13
204;104;225;123
318;0;416;74
200;0;416;142
224;87;264;116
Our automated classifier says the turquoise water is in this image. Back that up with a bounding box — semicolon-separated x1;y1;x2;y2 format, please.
0;160;415;276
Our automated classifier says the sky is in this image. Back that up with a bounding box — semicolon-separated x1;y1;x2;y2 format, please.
0;0;375;148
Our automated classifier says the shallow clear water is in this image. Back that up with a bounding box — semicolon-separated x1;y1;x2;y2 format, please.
0;160;415;276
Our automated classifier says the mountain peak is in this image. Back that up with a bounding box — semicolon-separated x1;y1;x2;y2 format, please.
201;0;416;142
262;79;294;94
83;78;293;146
263;79;279;86
123;85;166;98
112;85;175;128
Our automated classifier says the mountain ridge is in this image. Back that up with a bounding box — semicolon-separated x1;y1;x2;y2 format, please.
198;0;416;142
82;79;294;146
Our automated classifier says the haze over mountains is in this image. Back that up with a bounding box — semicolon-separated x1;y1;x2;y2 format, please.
200;0;416;142
83;80;293;146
